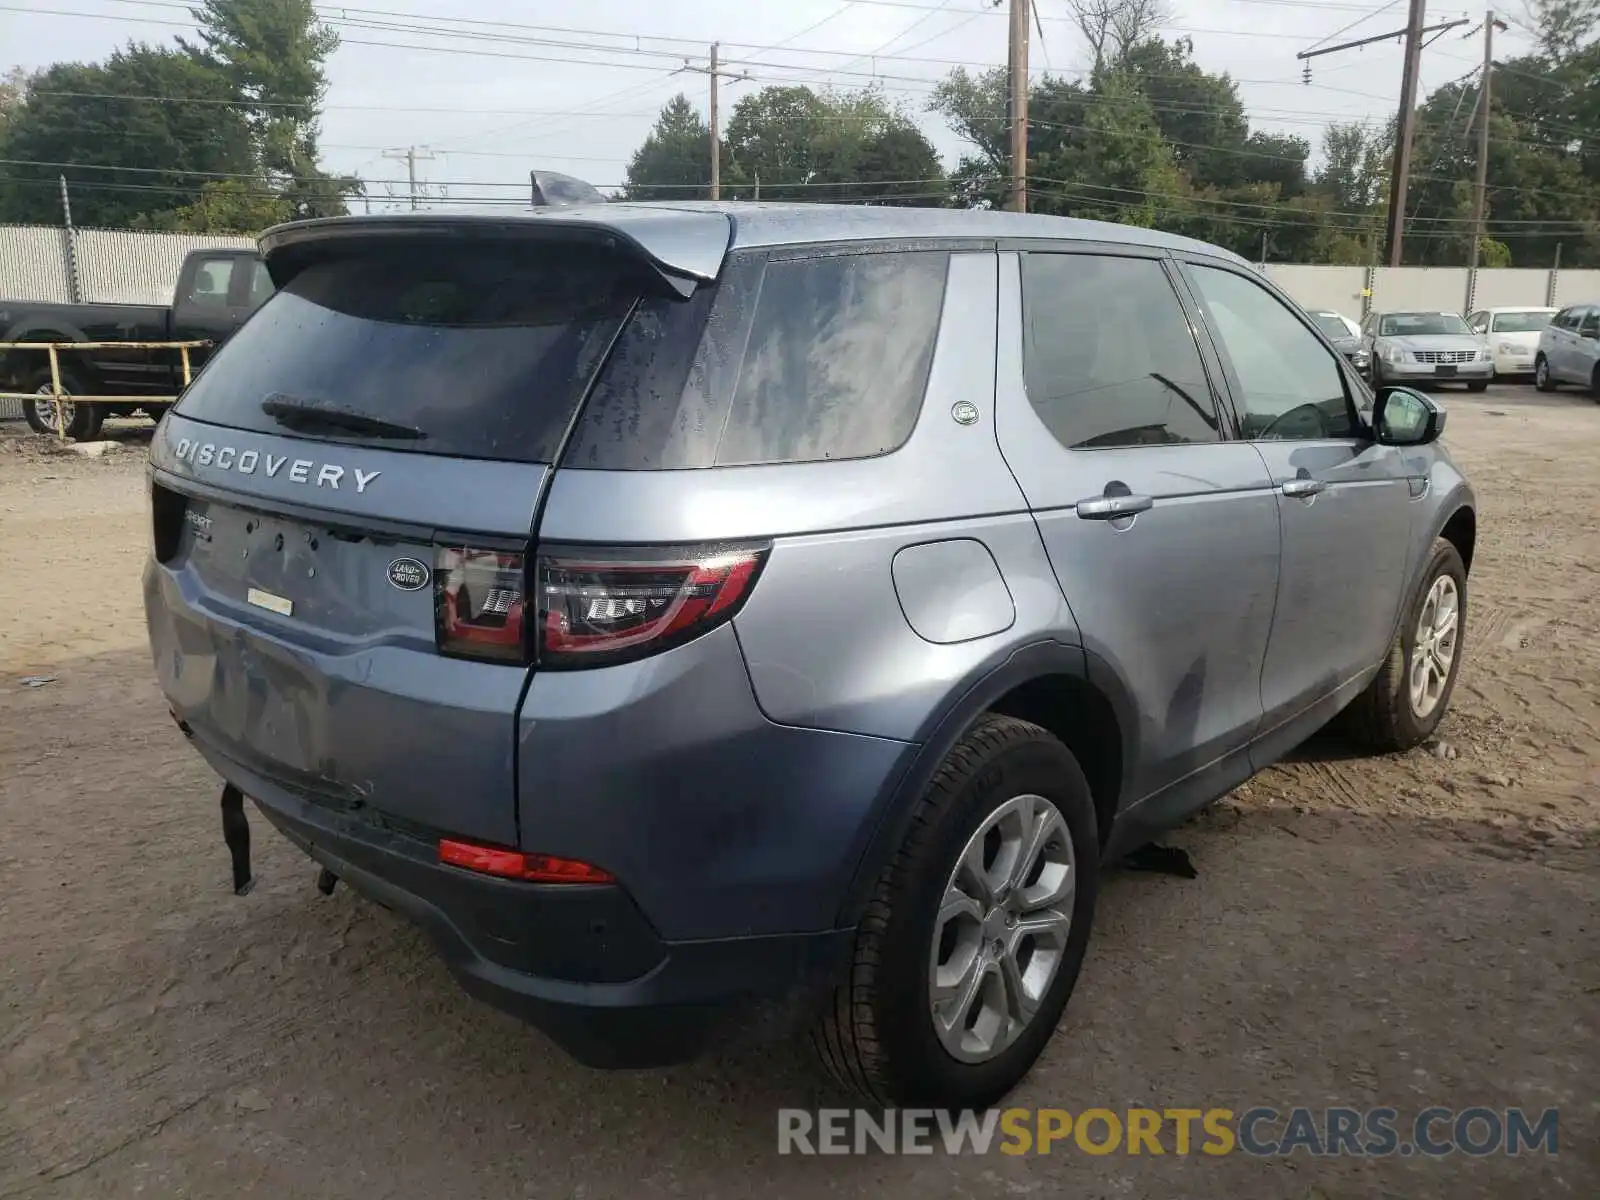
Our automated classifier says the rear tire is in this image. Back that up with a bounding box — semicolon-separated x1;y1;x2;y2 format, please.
811;714;1098;1109
1534;355;1556;392
1342;538;1467;754
22;367;102;440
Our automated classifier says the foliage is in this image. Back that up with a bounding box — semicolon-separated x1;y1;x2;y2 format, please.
0;46;255;228
625;86;945;205
0;0;355;230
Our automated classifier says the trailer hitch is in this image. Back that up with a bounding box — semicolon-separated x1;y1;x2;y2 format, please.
220;783;253;895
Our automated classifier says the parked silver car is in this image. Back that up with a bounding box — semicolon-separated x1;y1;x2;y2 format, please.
1534;302;1600;395
143;203;1477;1109
1364;310;1493;392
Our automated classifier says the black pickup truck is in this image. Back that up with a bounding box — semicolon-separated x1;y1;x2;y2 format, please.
1;246;270;439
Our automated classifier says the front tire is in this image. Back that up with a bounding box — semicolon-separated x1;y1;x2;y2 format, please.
1343;538;1467;753
811;715;1098;1109
1534;355;1556;392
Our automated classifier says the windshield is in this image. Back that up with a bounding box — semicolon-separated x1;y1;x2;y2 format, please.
1490;310;1554;333
1378;312;1472;337
1309;312;1352;340
174;241;643;462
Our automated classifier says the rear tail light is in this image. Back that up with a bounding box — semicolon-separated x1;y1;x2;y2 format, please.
439;839;614;884
435;545;528;663
537;542;769;668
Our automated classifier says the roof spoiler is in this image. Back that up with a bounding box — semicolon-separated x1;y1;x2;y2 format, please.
530;170;606;208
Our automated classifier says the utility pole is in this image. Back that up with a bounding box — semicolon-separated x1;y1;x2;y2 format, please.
1468;11;1506;273
1008;0;1030;213
679;44;749;201
1296;5;1471;268
1385;0;1428;267
383;145;436;211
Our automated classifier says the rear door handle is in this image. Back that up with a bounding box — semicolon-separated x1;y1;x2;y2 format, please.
1280;477;1326;498
1076;493;1154;520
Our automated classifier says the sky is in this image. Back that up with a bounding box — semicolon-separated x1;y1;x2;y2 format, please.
1;0;1543;211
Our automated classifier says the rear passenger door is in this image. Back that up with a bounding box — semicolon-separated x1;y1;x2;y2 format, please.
994;247;1281;812
1177;257;1415;740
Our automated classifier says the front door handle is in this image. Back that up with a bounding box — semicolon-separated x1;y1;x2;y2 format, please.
1076;493;1154;520
1280;477;1326;498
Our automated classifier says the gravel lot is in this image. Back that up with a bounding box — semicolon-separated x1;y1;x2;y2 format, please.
1;384;1595;1199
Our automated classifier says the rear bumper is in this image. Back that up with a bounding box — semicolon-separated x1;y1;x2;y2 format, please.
196;739;855;1067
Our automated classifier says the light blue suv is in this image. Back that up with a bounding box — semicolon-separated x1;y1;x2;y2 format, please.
143;203;1476;1110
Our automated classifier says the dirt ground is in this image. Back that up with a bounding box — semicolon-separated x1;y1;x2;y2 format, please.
1;390;1595;1200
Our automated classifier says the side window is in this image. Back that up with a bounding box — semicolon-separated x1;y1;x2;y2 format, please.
1553;308;1577;331
1186;263;1355;441
1579;309;1600;339
185;257;236;307
247;260;275;309
1019;252;1220;449
565;249;949;469
1468;312;1487;334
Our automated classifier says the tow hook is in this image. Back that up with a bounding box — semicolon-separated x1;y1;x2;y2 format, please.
220;783;253;895
315;867;339;896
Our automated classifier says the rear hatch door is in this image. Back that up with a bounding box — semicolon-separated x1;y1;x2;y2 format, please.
147;230;685;845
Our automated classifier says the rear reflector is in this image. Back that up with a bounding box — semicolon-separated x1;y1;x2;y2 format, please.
537;543;768;668
438;839;615;884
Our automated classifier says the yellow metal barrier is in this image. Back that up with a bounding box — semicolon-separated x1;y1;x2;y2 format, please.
0;339;211;440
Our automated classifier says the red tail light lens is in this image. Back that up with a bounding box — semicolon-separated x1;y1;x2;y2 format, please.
435;545;528;663
537;543;769;667
439;839;615;884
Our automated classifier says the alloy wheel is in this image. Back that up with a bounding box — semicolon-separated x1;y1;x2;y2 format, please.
1410;574;1460;719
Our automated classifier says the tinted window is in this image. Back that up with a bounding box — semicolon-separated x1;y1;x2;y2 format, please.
1490;310;1552;333
175;242;640;462
1580;309;1600;337
567;249;949;469
1187;263;1354;440
186;257;235;307
1552;308;1579;330
1019;253;1219;450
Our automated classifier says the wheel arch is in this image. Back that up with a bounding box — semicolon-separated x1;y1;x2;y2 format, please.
834;641;1133;928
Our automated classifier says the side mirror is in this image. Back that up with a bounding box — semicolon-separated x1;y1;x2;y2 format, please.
1373;386;1445;446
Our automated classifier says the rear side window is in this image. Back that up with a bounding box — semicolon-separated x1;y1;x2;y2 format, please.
175;242;640;463
185;257;237;307
1020;252;1220;449
565;248;949;469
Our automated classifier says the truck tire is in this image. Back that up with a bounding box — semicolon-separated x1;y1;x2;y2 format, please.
811;714;1098;1109
23;367;103;441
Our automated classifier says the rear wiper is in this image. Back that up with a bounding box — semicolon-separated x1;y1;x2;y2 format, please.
261;394;425;441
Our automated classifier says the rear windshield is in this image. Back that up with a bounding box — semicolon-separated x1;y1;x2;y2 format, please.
1309;312;1351;340
1490;311;1553;333
174;242;641;463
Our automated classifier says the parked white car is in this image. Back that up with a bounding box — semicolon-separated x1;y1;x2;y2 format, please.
1466;306;1556;379
1534;303;1600;396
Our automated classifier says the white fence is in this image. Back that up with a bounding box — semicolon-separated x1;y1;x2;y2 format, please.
1264;261;1600;320
0;224;255;306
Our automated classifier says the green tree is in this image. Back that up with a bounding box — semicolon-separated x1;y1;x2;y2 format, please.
622;94;713;200
181;0;357;215
0;46;254;227
138;176;290;232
